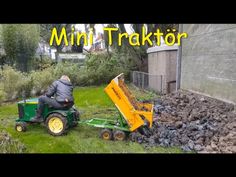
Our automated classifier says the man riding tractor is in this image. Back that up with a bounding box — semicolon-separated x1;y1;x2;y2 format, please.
31;75;74;123
15;75;79;136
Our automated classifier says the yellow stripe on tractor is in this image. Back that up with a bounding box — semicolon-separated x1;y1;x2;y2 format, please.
25;102;38;104
104;73;154;132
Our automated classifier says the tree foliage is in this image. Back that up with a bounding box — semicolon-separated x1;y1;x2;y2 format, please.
40;24;72;52
103;24;179;71
2;24;40;72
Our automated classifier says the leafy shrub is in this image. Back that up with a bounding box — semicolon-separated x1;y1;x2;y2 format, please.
0;66;28;100
83;52;132;85
0;50;136;102
0;66;33;101
52;62;80;84
17;73;33;98
30;56;55;71
30;67;55;95
0;131;26;153
0;84;6;104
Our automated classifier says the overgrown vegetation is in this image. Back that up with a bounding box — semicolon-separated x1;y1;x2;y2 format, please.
0;51;137;103
2;24;40;72
0;130;26;153
81;52;134;85
0;66;32;101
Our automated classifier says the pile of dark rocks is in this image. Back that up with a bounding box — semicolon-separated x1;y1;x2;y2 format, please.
131;90;236;153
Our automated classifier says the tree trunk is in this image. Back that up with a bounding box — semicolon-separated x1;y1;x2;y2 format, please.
55;45;63;62
118;24;129;46
17;54;28;72
55;52;59;62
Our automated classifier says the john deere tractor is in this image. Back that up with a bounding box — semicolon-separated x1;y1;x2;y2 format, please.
15;98;80;136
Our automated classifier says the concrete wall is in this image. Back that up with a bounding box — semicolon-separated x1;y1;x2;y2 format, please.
147;46;177;93
181;24;236;104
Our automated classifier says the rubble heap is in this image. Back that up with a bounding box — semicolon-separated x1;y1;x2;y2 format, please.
131;90;236;153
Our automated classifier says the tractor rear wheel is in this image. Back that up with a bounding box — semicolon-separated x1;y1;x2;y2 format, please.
15;122;27;132
100;129;113;140
46;113;67;136
113;130;126;141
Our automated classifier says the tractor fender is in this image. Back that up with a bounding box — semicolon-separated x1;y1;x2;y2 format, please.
45;110;68;119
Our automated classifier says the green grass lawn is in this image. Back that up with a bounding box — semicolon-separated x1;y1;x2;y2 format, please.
0;85;183;153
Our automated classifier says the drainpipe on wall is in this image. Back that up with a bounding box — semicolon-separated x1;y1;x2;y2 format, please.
176;24;183;91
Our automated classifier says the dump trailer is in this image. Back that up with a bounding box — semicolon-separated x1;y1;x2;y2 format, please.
79;73;154;141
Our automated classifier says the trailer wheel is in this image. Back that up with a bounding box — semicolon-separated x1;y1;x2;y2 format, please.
15;122;27;132
46;113;67;136
100;129;113;140
113;130;126;141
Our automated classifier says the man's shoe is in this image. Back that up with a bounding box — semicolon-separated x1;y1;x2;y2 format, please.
31;117;44;123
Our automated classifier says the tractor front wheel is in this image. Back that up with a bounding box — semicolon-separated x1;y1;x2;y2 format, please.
15;122;27;132
100;129;113;140
46;113;67;136
113;130;126;141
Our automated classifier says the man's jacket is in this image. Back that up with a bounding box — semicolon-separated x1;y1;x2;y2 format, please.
46;79;74;103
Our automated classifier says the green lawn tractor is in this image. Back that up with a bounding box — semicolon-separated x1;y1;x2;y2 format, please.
15;98;80;136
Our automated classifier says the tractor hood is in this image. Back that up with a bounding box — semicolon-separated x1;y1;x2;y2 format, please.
18;98;38;104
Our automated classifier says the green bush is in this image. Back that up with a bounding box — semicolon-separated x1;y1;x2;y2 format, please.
30;67;55;95
0;66;33;101
0;84;6;104
83;52;131;85
0;131;26;153
52;62;80;84
73;68;88;86
29;56;55;71
18;73;33;98
0;66;30;100
0;51;136;102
